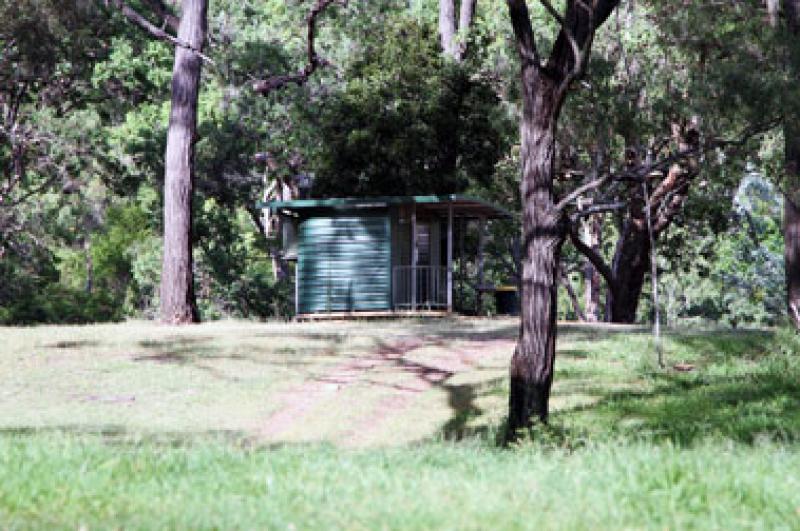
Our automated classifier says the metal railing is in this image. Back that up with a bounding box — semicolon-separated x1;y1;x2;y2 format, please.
392;266;448;310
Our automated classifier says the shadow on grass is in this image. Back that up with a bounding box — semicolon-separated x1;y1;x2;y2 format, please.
440;378;506;442
431;328;800;448
44;340;101;349
132;335;343;379
590;369;800;444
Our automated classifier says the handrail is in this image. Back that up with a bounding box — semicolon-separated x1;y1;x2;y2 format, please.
392;265;448;310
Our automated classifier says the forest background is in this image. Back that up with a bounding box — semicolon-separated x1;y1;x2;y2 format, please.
0;0;791;329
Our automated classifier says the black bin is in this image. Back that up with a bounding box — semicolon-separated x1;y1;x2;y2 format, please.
494;286;519;315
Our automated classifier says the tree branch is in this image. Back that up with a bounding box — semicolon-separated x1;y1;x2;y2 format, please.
455;0;478;61
568;223;615;290
140;0;179;32
506;0;542;72
539;0;581;73
105;0;214;65
569;201;627;222
560;266;587;321
545;0;619;91
252;0;347;95
556;172;611;210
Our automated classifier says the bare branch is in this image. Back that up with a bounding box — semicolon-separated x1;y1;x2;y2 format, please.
560;1;596;91
569;201;627;222
252;0;347;95
555;172;611;211
105;0;215;65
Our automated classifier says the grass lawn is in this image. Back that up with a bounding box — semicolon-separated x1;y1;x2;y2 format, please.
1;318;799;529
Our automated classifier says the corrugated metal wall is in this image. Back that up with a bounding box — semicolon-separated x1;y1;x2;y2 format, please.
297;214;391;313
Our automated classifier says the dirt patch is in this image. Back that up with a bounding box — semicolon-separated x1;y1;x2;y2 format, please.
255;337;515;444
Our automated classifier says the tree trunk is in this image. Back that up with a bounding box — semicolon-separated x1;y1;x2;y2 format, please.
159;0;206;324
504;0;618;441
609;223;649;323
439;0;477;62
784;0;800;328
561;267;586;321
785;132;800;328
582;215;601;321
439;0;457;59
507;73;566;437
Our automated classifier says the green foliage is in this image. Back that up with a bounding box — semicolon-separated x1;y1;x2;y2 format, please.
1;0;795;325
195;200;292;319
311;18;511;197
650;174;785;327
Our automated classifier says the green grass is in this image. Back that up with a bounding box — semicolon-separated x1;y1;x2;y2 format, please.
1;434;797;529
2;319;800;529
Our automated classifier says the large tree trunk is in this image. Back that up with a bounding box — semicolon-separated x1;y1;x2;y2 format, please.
504;0;618;440
159;0;206;324
609;223;649;323
507;73;566;436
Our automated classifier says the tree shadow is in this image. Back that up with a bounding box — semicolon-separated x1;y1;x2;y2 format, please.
43;340;101;349
556;339;800;446
427;327;797;448
439;378;506;442
131;334;344;378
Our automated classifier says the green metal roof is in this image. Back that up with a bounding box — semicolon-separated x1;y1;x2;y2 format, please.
257;194;514;219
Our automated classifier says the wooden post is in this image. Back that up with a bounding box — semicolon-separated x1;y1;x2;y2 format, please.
294;261;299;316
411;202;418;310
458;217;465;309
447;201;454;313
477;216;486;315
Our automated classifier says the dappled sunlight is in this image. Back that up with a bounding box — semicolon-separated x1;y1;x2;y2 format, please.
3;318;796;449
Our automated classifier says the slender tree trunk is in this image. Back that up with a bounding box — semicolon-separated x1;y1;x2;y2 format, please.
159;0;206;324
504;0;618;440
84;238;94;294
784;0;800;328
507;73;566;436
439;0;457;59
583;215;601;321
439;0;477;62
561;267;586;321
785;134;800;328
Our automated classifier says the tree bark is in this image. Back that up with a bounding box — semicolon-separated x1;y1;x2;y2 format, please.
786;196;800;327
505;0;619;440
507;70;566;436
582;215;601;321
439;0;477;62
439;0;457;59
159;0;206;324
784;0;800;328
609;222;649;322
785;118;800;327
